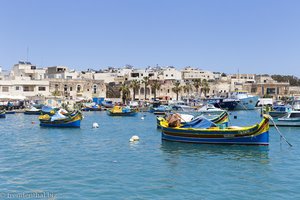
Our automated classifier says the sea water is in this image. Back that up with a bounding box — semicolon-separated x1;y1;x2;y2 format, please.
0;110;299;199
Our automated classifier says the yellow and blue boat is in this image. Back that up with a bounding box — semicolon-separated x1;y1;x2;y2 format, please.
0;110;6;118
39;110;83;127
157;111;229;129
160;115;270;145
107;106;137;116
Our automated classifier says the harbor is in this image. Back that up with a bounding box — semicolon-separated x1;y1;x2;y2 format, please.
0;110;299;199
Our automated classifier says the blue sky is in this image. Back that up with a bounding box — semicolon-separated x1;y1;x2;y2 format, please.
0;0;300;76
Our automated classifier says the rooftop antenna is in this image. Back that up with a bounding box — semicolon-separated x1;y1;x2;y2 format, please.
26;46;29;62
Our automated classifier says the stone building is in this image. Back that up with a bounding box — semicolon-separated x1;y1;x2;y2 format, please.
48;79;106;100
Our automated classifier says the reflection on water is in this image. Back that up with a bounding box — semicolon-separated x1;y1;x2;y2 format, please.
160;140;269;162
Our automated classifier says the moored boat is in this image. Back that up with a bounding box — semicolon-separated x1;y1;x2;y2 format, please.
101;100;114;108
82;104;102;111
107;106;137;116
160;114;270;145
231;91;259;110
268;105;292;118
270;111;300;127
24;107;42;115
39;110;83;127
206;98;239;110
157;111;229;129
0;110;6;118
197;104;225;115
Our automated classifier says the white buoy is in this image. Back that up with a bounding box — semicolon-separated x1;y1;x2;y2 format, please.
141;116;144;120
92;122;99;128
129;135;140;142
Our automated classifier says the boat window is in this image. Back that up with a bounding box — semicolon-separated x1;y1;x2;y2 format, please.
290;113;300;118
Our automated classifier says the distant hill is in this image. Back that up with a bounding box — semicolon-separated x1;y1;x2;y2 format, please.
271;75;300;86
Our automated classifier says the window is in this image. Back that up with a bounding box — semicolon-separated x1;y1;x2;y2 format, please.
23;86;34;92
70;87;72;91
266;88;276;94
16;86;19;90
2;86;9;92
38;87;46;91
290;113;300;118
77;85;81;92
93;85;97;94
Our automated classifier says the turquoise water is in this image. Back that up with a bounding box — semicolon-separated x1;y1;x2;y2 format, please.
0;110;299;199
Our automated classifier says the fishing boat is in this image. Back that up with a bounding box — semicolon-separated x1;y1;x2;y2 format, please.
5;111;16;114
39;110;83;127
231;91;259;110
24;107;42;115
292;100;300;111
150;105;172;115
197;104;225;115
206;98;239;110
160;114;270;145
82;103;101;111
101;100;114;108
157;111;229;129
0;110;5;118
268;105;292;118
41;105;58;115
270;111;300;127
107;106;137;116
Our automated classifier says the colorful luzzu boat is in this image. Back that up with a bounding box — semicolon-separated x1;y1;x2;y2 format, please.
107;106;137;116
157;111;229;129
160;115;270;145
0;110;6;118
39;110;83;127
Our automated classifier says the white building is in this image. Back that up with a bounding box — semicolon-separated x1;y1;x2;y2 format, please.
46;66;79;79
181;67;216;81
0;79;50;98
12;61;46;80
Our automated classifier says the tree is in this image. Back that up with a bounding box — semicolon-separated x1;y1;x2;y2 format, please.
52;90;61;98
150;80;161;100
172;81;182;101
182;83;192;96
130;80;140;100
201;79;210;98
119;83;130;104
192;79;202;97
142;76;150;100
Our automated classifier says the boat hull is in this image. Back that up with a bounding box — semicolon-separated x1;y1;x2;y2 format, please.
39;111;82;128
161;116;269;145
0;113;6;118
24;111;41;115
234;96;259;110
270;119;300;127
162;131;269;145
40;119;81;128
268;111;288;118
107;111;137;116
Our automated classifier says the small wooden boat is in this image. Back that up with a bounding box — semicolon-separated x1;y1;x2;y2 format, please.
157;111;229;129
5;111;16;114
101;100;114;108
270;111;300;127
0;110;6;118
160;115;270;145
24;107;42;115
39;110;83;127
150;105;172;115
267;105;292;118
107;106;137;116
82;104;101;111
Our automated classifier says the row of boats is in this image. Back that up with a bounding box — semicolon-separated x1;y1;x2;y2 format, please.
1;99;298;146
